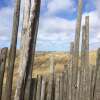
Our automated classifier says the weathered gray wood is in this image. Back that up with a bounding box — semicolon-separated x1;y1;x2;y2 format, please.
72;0;83;100
63;70;68;100
79;26;87;100
79;16;90;100
24;0;41;100
28;78;37;100
14;0;41;100
55;77;60;100
40;76;47;100
94;48;100;100
85;16;91;100
90;65;96;100
32;78;38;100
68;66;73;100
4;0;21;100
47;74;54;100
0;48;8;100
36;76;42;100
70;42;74;56
21;0;31;100
85;16;89;67
59;73;64;100
70;42;74;66
69;42;74;100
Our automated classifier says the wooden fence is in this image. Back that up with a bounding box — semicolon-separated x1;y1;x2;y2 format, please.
0;0;100;100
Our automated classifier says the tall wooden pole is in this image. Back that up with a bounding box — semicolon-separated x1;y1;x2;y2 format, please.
79;26;86;100
85;16;91;100
94;48;100;100
14;0;41;100
0;48;8;100
4;0;21;100
24;1;41;100
40;77;47;100
19;0;31;100
55;77;60;100
72;0;83;100
85;16;89;67
20;0;31;45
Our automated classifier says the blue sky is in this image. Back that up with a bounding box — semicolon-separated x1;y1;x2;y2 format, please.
0;0;100;51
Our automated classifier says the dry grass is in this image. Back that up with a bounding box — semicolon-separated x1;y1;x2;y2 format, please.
12;51;97;78
2;51;97;99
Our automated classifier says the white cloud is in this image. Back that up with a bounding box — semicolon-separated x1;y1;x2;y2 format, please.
96;0;100;16
47;0;75;15
0;7;13;47
0;0;100;51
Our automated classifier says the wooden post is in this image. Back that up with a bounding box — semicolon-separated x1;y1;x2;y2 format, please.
0;48;8;100
47;74;54;100
68;66;73;100
36;76;42;100
94;48;100;100
21;0;31;100
55;77;60;100
90;65;96;100
63;69;68;100
14;0;41;100
79;26;86;100
32;78;38;100
28;78;37;100
24;0;41;99
72;0;83;100
70;42;74;56
59;73;64;100
70;42;74;66
4;0;21;100
79;16;90;100
40;76;47;100
85;16;89;67
85;16;91;100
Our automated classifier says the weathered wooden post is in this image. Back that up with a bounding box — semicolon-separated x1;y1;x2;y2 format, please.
79;21;90;100
59;73;64;100
47;74;54;100
14;0;41;100
63;70;68;100
93;48;100;100
79;26;86;100
85;16;89;67
24;0;41;99
55;77;60;100
47;55;55;100
70;42;74;56
70;42;74;67
32;78;38;100
72;0;83;100
20;0;31;100
90;65;96;100
0;48;8;100
69;42;74;100
36;76;42;100
4;0;21;100
40;76;47;100
28;78;37;100
85;16;91;100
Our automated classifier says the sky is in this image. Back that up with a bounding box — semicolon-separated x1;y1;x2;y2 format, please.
0;0;100;51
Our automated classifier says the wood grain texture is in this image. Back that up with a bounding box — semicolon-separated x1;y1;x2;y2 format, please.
0;48;8;100
72;0;83;100
4;0;21;100
14;0;41;100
